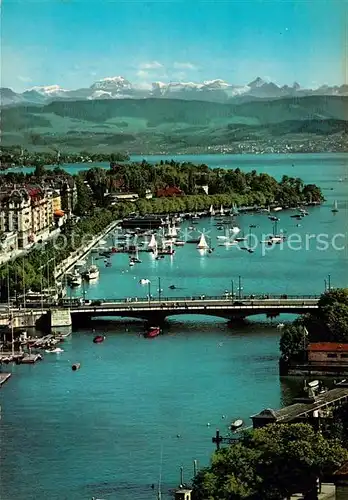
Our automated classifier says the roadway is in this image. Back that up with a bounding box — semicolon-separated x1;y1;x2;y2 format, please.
0;294;320;324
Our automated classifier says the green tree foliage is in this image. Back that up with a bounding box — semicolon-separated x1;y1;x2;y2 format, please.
280;288;348;363
279;325;308;361
0;203;134;300
304;289;348;343
192;423;348;500
34;163;46;177
0;147;129;168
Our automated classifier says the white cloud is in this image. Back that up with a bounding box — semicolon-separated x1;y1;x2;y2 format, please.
18;75;32;83
173;62;197;70
136;70;150;78
138;61;163;70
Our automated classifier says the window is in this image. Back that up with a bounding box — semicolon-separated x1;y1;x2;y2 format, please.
327;353;337;358
341;354;348;359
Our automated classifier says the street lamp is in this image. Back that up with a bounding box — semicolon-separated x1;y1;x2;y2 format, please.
158;277;162;302
148;281;151;303
328;274;331;291
238;275;243;300
231;280;234;301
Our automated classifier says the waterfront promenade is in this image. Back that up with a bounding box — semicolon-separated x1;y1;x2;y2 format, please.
0;294;319;328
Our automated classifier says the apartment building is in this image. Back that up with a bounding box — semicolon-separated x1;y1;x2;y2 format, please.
28;187;53;238
0;188;32;248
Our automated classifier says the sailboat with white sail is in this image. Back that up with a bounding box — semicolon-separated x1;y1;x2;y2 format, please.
147;234;158;250
197;233;209;250
209;204;215;216
220;205;225;216
332;200;339;213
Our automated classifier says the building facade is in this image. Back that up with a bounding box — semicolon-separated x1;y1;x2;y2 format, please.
28;187;53;238
0;188;32;248
308;343;348;366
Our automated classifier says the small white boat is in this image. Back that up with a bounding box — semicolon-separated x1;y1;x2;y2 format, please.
230;419;243;430
174;240;185;246
273;207;283;212
69;270;82;287
84;260;99;280
139;278;150;285
217;235;228;240
308;380;319;389
45;347;64;353
332;200;339;213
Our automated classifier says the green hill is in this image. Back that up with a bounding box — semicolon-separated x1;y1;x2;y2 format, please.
1;96;347;152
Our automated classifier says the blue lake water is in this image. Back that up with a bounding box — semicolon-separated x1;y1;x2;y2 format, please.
0;153;347;499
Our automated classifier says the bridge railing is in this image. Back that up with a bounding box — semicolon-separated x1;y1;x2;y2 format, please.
59;293;320;308
0;294;320;313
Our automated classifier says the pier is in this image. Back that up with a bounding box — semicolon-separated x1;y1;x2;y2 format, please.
212;383;348;450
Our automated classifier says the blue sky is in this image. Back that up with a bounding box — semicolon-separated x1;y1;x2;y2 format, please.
2;0;347;91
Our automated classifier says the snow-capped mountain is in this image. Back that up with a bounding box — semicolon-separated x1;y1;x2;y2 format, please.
1;76;348;106
29;85;69;96
90;76;133;92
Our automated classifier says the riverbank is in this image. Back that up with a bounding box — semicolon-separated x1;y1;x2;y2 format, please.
54;219;120;278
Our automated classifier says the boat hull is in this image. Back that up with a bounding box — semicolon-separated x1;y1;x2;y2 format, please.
144;327;161;338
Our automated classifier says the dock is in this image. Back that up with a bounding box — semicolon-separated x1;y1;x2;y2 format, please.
251;386;348;428
20;354;42;364
0;372;11;387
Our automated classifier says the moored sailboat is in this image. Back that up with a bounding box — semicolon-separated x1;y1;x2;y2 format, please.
332;200;339;213
197;233;209;250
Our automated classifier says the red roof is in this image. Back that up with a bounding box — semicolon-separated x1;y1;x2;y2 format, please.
308;343;348;352
156;186;183;197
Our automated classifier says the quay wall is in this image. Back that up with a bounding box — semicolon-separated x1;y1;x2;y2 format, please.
55;219;120;278
281;361;348;376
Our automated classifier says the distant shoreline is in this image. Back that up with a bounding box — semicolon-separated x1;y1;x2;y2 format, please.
2;150;348;172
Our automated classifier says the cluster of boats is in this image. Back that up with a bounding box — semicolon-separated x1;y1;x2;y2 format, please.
67;259;100;287
66;199;337;289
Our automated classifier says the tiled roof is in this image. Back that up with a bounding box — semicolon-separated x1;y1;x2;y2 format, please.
308;343;348;352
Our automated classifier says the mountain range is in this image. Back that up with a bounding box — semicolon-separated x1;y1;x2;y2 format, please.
1;76;348;107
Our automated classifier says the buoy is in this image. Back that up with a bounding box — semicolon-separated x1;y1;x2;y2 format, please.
72;363;80;371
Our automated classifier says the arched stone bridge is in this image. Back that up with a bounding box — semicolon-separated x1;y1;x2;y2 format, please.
1;294;320;329
68;294;319;326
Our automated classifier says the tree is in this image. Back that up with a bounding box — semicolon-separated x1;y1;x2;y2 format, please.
279;325;307;362
306;289;348;343
192;423;348;500
34;163;46;177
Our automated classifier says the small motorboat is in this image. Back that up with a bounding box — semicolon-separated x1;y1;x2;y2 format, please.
169;285;176;289
93;335;105;344
45;347;64;353
139;278;150;285
144;326;161;338
230;419;244;431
